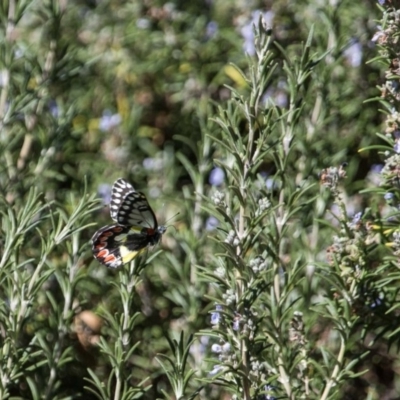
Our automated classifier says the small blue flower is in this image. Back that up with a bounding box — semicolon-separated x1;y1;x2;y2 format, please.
372;26;385;43
211;344;222;353
344;39;362;67
209;364;223;376
387;80;400;93
98;183;112;205
232;316;240;331
49;100;59;118
265;177;278;190
221;342;231;352
209;167;225;186
347;212;362;230
206;216;219;231
143;157;164;171
370;297;383;308
206;21;218;39
136;18;150;29
258;384;277;400
211;305;222;325
370;164;383;173
99;110;121;132
352;212;362;224
211;342;231;353
384;192;394;201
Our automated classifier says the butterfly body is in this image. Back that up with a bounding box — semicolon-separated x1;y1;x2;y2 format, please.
92;179;165;268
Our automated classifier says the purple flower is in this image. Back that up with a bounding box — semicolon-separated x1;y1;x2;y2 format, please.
209;167;225;186
370;164;383;173
211;344;222;353
209;365;223;376
206;216;219;231
143;157;164;171
372;26;385;43
352;212;362;224
197;336;209;356
233;316;240;331
48;100;59;117
370;295;384;309
221;342;231;352
98;183;112;205
206;21;218;39
137;18;150;29
99;110;121;132
384;192;394;201
211;305;222;325
344;40;362;67
253;385;277;400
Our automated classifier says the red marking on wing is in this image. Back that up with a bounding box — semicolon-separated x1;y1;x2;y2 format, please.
104;254;117;262
97;249;109;257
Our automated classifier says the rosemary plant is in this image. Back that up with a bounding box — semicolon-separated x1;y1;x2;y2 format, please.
0;1;398;399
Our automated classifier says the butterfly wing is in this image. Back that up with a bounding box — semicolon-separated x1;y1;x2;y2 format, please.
91;224;153;268
92;178;164;268
110;178;158;229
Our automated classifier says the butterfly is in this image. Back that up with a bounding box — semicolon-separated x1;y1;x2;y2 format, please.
91;178;166;268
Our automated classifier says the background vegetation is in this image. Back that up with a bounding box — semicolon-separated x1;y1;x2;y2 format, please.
0;0;398;399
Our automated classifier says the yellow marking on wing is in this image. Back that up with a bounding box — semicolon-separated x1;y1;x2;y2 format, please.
120;245;146;264
128;226;144;233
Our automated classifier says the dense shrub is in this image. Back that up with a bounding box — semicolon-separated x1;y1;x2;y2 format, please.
0;0;397;399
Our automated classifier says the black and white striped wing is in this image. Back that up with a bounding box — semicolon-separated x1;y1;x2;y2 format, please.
109;178;157;229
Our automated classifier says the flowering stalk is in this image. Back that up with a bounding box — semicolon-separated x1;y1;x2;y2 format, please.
201;17;318;399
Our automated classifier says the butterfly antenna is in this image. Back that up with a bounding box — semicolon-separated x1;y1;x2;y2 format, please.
164;211;180;225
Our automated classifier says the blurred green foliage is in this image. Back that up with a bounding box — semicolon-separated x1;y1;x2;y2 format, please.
0;0;397;399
